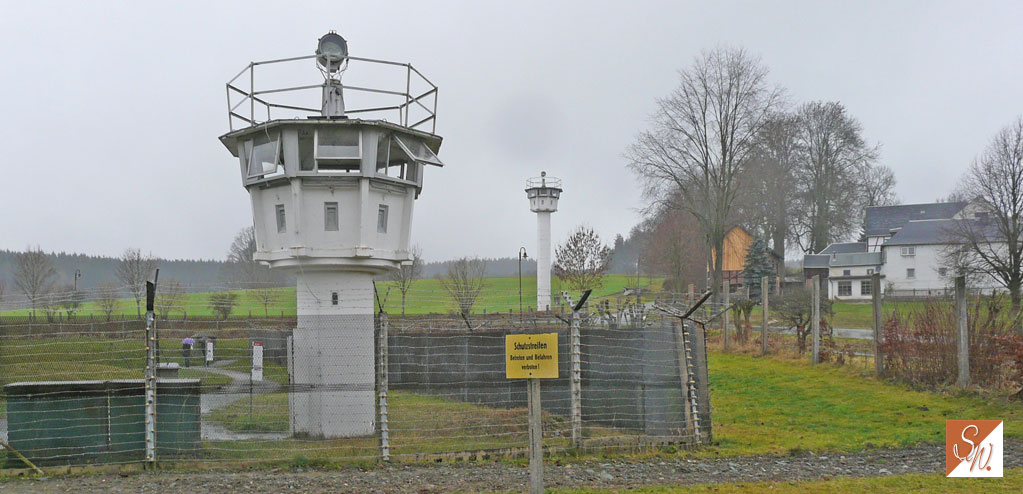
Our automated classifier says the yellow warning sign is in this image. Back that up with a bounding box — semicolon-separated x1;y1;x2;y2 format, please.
505;333;559;379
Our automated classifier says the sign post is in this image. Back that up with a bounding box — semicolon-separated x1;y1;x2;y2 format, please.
506;332;559;494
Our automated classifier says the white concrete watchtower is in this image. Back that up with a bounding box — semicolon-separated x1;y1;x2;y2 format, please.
525;172;561;311
219;32;443;438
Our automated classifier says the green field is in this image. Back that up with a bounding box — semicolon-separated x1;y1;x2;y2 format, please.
0;274;660;319
707;352;1022;457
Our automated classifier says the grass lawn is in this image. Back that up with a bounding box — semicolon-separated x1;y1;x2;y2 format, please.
206;390;628;457
202;390;628;463
549;468;1023;493
0;274;661;319
707;351;1023;457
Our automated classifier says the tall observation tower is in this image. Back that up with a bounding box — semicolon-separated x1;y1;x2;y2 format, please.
219;32;443;438
525;172;562;311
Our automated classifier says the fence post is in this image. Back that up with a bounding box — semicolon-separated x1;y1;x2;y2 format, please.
871;273;883;375
527;378;544;494
570;306;582;448
377;311;390;462
673;320;696;440
956;275;969;389
143;276;159;464
761;276;769;355
722;280;730;352
812;275;820;364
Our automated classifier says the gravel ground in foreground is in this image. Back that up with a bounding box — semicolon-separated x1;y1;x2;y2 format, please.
3;440;1020;493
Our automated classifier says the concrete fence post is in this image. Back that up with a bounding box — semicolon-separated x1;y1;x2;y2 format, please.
761;276;769;355
872;273;883;375
570;307;582;448
377;312;390;462
956;275;969;389
812;275;820;364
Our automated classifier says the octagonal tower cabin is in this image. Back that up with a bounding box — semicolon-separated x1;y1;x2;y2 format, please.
219;33;443;438
525;172;562;311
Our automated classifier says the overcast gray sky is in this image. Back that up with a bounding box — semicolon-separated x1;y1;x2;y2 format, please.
1;1;1021;262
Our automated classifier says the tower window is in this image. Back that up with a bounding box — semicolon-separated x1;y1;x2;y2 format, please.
275;204;286;233
377;205;389;233
324;202;339;231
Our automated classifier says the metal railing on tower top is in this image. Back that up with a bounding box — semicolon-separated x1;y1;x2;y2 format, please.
225;54;438;134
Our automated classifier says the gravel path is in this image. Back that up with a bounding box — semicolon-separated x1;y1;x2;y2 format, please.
3;440;1019;493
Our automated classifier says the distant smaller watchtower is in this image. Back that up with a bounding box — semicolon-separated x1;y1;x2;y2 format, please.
525;171;562;311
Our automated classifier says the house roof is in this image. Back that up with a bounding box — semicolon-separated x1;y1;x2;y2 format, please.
863;202;967;237
885;218;1000;246
830;252;883;267
803;255;830;269
819;242;867;255
802;251;882;269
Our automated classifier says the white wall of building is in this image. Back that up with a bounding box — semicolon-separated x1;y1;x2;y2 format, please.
827;263;881;301
881;244;946;293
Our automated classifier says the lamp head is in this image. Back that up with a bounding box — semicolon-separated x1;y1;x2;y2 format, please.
316;32;348;73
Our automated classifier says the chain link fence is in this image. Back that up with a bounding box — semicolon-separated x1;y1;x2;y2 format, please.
0;289;712;468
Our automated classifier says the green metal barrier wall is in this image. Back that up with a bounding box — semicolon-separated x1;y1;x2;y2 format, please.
4;379;200;466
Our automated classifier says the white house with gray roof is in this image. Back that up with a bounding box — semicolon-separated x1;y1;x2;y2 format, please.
804;201;1003;301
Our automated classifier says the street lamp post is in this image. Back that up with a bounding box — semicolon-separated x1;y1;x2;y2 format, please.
519;247;528;319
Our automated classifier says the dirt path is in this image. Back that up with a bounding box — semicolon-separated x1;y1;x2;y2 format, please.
3;440;1019;493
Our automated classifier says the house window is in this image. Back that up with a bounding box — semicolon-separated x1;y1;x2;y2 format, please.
838;281;852;296
275;204;286;233
331;292;339;306
843;269;851;276
324;202;339;231
861;280;872;296
377;205;389;233
907;268;916;279
867;269;874;275
900;246;916;256
939;267;948;277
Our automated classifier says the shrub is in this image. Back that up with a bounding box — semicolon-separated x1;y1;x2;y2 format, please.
880;295;1023;393
208;292;238;320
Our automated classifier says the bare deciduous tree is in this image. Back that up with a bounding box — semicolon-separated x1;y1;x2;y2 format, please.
554;226;613;291
249;270;280;317
117;247;157;317
222;227;260;286
639;206;710;292
95;281;121;321
790;101;880;253
740;113;800;261
155;279;186;319
774;287;833;353
390;244;423;316
13;246;57;318
628;47;782;301
947;117;1023;316
440;257;487;318
859;163;899;208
